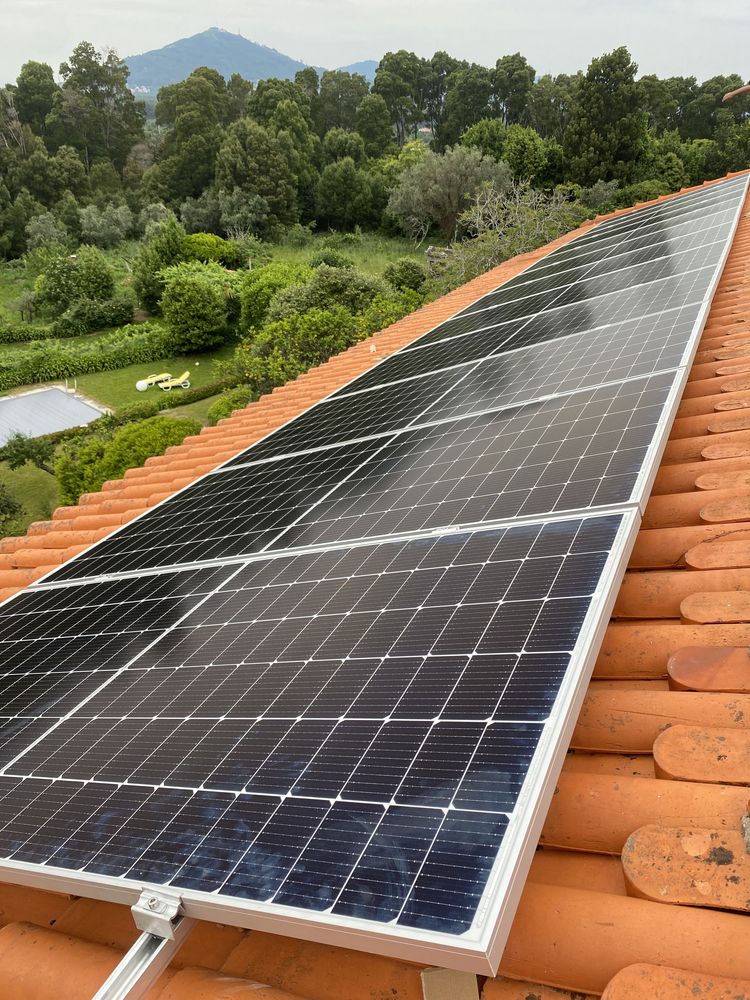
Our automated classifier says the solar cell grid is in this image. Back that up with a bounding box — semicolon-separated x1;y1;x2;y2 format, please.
269;373;674;551
50;440;395;581
0;514;632;943
457;240;724;322
516;205;739;281
343;300;699;397
405;265;715;350
478;223;732;305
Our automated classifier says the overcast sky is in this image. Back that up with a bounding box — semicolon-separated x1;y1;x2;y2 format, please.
2;0;748;84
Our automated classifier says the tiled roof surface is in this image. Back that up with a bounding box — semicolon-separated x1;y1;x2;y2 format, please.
1;173;750;999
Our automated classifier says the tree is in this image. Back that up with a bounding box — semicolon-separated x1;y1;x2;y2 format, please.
14;61;59;135
0;482;23;537
228;306;360;395
387;145;511;240
161;261;238;352
78;203;132;248
132;216;187;311
267;264;389;322
1;433;56;475
373;51;425;145
247;78;311;127
491;53;536;125
215;119;298;229
460;118;506;161
527;73;581;141
424;51;463;148
46;42;145;170
35;244;115;314
152;71;228;202
227;73;253;120
322;127;366;164
437;182;583;289
440;64;494;147
316;157;383;229
502;124;548;181
355;94;394;157
25;211;68;250
55;416;202;505
318;70;370;133
564;47;648;185
270;99;320;221
682;74;749;139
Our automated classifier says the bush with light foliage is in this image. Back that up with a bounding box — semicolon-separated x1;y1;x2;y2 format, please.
161;261;240;352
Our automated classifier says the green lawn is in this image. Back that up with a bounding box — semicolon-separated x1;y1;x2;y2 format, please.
1;461;59;536
271;232;428;275
75;344;236;411
163;392;223;425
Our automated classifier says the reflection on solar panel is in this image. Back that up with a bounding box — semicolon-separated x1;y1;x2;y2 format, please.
0;174;746;974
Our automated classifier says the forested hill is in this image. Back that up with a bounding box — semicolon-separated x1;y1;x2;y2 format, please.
125;28;378;95
126;29;308;93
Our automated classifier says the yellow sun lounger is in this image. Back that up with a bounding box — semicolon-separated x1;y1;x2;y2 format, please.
158;371;191;391
135;372;173;391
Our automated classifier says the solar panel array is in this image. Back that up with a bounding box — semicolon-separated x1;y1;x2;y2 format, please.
0;175;745;973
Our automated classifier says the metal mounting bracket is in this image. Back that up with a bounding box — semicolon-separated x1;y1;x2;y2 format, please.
91;891;195;1000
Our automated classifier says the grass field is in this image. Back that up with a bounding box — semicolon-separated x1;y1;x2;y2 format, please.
271;231;427;274
74;344;235;411
2;461;59;532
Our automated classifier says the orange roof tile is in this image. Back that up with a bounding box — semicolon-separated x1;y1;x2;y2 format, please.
1;172;750;998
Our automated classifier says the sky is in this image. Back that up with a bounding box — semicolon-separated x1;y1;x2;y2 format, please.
2;0;748;84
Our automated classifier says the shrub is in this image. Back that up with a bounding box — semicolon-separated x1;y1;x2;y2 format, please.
133;216;188;312
184;232;230;263
75;245;116;302
238;263;311;333
227;233;273;269
55;415;202;505
207;386;256;425
267;264;389;323
78;203;134;248
309;247;354;270
0;482;23;539
34;254;79;315
161;261;240;353
383;257;427;292
357;289;424;336
34;245;115;317
51;297;134;337
25;212;69;251
226;306;360;395
280;223;315;248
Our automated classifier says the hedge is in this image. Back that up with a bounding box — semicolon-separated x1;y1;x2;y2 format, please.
0;323;171;392
0;297;134;344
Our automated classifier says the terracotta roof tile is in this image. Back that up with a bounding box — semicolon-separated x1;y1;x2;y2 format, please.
1;173;750;997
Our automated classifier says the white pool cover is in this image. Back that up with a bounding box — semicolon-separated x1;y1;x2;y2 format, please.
0;388;102;446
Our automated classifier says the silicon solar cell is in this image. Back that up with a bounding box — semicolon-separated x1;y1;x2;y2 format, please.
0;175;746;974
0;513;635;956
334;299;700;397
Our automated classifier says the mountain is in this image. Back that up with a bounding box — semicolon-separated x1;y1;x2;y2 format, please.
125;28;378;95
126;28;309;94
338;60;379;84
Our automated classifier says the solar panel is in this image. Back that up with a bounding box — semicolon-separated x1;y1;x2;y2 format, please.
0;174;745;975
332;300;700;397
0;512;638;968
46;371;674;579
401;265;716;350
